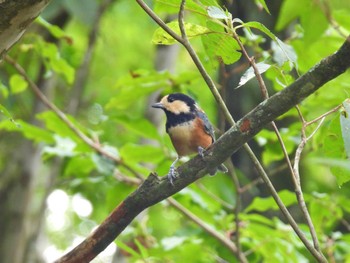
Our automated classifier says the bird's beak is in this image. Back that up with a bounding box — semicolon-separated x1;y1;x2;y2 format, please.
152;102;164;109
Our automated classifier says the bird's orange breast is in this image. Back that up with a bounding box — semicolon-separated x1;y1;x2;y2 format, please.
168;118;213;157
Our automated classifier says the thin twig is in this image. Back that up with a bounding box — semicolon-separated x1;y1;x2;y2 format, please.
4;55;143;180
306;104;342;126
294;106;328;252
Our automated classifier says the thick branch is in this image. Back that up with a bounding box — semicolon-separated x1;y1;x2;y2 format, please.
56;36;350;262
0;0;51;57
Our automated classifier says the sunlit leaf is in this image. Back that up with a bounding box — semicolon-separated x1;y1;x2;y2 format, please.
245;190;297;212
202;32;241;65
36;16;72;41
9;74;28;94
237;62;271;88
152;21;210;45
0;104;21;127
154;0;207;15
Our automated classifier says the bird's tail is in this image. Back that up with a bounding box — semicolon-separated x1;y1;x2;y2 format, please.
209;163;228;176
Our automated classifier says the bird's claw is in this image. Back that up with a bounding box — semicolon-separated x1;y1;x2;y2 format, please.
167;166;178;186
198;146;205;158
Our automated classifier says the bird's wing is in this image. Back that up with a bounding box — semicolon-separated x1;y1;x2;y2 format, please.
196;107;215;141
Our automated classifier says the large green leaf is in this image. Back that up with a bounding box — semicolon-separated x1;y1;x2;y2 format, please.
202;21;241;65
201;32;241;65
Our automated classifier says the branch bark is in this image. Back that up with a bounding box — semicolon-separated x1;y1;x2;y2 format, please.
56;36;350;263
0;0;51;57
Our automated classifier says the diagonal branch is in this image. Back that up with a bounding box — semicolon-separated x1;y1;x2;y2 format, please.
56;36;350;263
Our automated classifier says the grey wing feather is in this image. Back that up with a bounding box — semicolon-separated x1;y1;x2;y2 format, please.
196;109;215;141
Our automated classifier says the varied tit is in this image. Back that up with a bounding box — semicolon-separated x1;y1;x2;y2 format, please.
152;93;227;185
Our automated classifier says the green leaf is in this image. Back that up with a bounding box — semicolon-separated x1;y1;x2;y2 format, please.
275;0;305;31
120;143;164;164
152;21;210;45
9;74;28;94
64;155;95;177
115;117;160;140
245;190;297;212
106;70;171;111
36;16;71;40
322;115;350;186
36;40;75;84
255;0;270;14
244;21;276;41
237;62;271;88
0;104;20;127
201;31;241;65
0;81;9;98
300;2;328;44
115;240;140;258
154;0;207;14
134;238;149;258
0;119;54;144
36;111;87;145
340;99;350;159
312;158;350;186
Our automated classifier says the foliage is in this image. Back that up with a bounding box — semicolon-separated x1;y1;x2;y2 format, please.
1;0;350;262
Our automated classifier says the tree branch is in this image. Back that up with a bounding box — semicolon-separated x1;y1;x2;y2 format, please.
56;36;350;262
0;0;50;57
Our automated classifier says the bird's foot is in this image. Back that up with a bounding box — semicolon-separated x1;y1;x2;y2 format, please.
197;146;205;158
167;165;178;186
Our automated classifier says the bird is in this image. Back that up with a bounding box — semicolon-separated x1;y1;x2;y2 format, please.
152;93;227;185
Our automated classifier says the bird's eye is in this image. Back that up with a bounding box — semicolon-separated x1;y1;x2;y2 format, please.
168;97;175;103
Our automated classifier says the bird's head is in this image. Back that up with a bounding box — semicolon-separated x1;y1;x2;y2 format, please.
152;93;196;115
